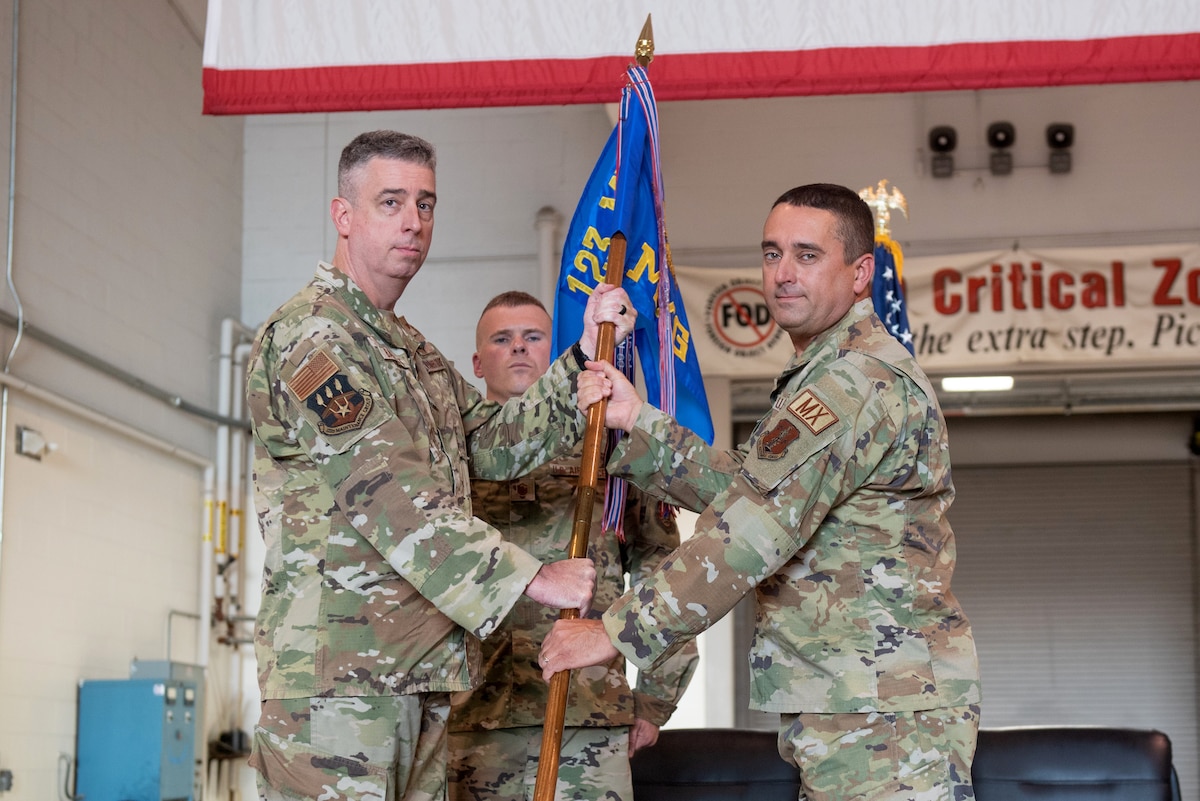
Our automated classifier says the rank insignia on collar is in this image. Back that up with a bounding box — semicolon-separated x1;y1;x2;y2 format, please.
289;350;374;436
757;418;800;460
786;389;838;435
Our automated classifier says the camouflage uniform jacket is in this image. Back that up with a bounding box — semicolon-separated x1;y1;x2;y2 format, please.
448;457;698;731
601;299;981;714
247;263;588;700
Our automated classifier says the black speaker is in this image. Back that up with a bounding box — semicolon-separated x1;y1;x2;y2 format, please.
1046;123;1074;149
929;125;957;153
987;121;1015;149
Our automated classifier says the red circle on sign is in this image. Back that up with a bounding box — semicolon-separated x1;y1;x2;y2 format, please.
712;286;777;348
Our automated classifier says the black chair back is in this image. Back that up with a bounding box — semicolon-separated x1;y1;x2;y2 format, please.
630;728;800;801
972;727;1180;801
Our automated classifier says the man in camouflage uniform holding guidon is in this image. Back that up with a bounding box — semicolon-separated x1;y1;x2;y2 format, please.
541;183;982;801
448;292;698;801
245;130;635;801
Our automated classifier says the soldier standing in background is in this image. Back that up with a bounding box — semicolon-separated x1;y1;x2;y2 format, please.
448;292;698;801
245;130;635;801
541;184;982;801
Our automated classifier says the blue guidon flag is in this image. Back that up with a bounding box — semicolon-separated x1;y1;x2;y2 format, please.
552;63;713;534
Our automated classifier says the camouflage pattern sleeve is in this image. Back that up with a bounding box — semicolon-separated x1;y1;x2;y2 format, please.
602;360;899;673
606;405;746;514
622;494;699;726
467;350;588;479
254;314;541;640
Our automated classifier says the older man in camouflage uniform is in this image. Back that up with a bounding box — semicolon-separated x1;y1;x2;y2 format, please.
246;130;634;801
447;292;698;801
541;184;982;801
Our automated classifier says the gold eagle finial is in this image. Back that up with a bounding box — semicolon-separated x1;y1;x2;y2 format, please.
858;179;908;237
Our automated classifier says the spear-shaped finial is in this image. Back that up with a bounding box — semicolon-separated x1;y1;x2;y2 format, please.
635;14;654;67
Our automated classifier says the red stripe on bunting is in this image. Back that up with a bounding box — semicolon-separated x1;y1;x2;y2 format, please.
203;33;1200;114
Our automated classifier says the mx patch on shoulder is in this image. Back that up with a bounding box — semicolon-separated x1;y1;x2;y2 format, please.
288;349;375;436
757;418;800;460
786;389;839;435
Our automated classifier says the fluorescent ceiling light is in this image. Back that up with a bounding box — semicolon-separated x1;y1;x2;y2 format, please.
941;376;1014;392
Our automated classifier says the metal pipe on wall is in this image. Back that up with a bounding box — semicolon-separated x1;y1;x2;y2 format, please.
223;338;254;743
3;0;20;373
0;0;21;638
0;307;248;430
535;206;562;309
227;340;254;617
211;319;253;633
198;463;215;668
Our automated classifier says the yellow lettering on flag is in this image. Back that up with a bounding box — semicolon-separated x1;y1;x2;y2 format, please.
582;226;610;252
573;250;601;283
566;275;593;295
598;174;617;210
568;226;614;286
672;317;691;360
626;242;658;284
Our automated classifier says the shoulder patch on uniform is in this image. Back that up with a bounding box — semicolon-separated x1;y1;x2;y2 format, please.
786;389;839;435
287;349;338;400
757;418;800;460
291;350;375;436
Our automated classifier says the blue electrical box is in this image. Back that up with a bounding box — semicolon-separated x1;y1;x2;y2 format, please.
77;677;198;801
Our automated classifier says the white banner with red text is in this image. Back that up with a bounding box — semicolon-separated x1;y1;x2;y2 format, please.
677;243;1200;377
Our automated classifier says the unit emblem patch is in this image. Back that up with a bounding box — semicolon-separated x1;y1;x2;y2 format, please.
757;419;800;460
289;350;374;436
786;389;838;435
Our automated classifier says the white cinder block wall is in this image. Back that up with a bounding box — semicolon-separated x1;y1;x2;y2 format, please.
0;0;243;798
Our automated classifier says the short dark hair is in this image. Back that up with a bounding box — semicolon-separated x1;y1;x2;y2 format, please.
338;130;437;200
772;183;874;264
480;291;547;318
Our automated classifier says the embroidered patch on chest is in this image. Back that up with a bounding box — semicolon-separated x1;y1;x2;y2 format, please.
786;389;839;435
289;350;374;436
757;419;800;460
509;479;536;502
421;354;447;373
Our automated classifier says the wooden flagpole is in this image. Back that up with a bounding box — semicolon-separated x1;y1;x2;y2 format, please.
531;21;653;801
531;233;626;801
